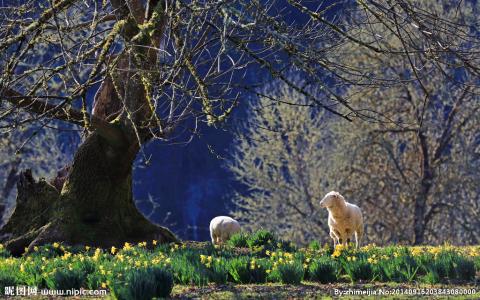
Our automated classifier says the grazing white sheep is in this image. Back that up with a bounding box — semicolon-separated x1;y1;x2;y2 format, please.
320;191;364;249
209;216;241;245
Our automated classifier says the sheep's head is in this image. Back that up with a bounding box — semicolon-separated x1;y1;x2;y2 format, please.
319;191;345;209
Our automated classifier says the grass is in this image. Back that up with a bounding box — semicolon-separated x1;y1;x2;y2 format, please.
0;233;479;298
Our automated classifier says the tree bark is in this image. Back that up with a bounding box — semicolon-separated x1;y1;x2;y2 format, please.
413;132;434;245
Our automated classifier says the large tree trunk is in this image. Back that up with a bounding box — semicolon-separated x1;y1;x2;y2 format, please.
0;131;177;256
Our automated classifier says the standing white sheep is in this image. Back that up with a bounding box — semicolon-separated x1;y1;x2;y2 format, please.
320;191;364;249
209;216;241;245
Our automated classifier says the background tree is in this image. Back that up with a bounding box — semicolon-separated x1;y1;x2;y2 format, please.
228;81;334;245
230;0;480;246
329;0;480;245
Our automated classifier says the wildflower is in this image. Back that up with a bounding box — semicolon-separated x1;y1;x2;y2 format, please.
111;246;117;255
33;246;39;252
53;242;60;248
429;247;441;256
101;282;107;289
331;249;342;258
93;248;102;261
152;240;157;246
123;242;132;250
62;252;72;260
266;250;271;256
85;246;90;251
266;269;271;274
411;248;422;257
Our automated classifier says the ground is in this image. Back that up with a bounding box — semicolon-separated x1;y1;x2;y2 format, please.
171;282;479;299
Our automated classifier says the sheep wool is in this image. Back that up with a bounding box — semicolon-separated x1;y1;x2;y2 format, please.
209;216;241;245
320;191;364;249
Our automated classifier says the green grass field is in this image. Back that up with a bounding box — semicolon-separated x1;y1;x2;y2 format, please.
0;230;478;299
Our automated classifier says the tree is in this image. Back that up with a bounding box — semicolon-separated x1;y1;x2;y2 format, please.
230;0;480;246
0;124;77;226
228;82;333;245
1;0;478;253
0;0;363;254
329;0;480;245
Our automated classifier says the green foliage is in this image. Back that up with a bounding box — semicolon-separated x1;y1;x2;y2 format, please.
46;268;86;290
474;257;480;273
417;250;476;282
227;232;249;248
0;246;11;258
421;270;441;284
308;257;336;283
228;256;268;284
0;272;17;293
343;259;373;282
247;230;277;249
269;261;304;284
170;252;207;286
308;240;321;251
0;241;477;294
111;267;173;300
374;255;418;283
206;259;229;284
453;257;475;281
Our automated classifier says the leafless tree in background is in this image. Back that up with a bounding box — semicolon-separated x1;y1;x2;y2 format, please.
228;81;335;245
230;0;480;246
0;0;479;252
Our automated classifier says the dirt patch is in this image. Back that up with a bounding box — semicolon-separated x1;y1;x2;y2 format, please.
171;282;480;299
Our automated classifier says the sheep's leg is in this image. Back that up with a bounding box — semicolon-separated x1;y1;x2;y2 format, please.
355;227;364;249
330;231;339;248
211;231;217;244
